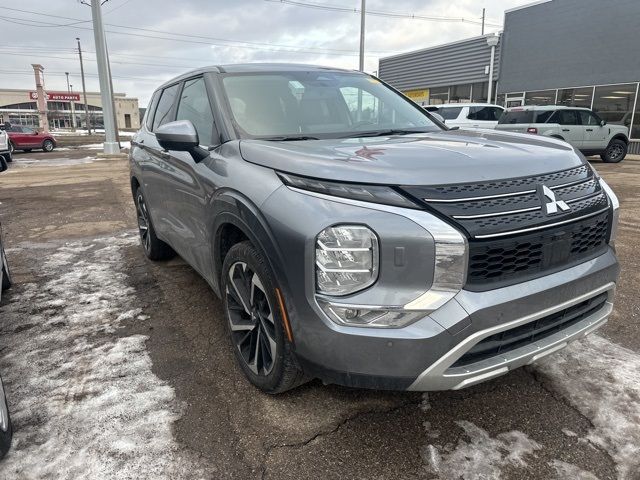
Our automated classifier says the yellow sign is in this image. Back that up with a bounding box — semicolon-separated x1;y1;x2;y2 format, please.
403;89;429;104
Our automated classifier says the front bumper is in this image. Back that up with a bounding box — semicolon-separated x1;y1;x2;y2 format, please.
294;249;618;391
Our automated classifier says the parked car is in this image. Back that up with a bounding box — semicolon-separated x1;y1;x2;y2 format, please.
495;105;629;163
0;222;13;459
4;124;56;153
0;128;11;166
424;103;504;129
130;64;619;394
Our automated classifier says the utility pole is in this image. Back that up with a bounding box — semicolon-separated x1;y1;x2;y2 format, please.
70;84;77;130
76;37;91;135
32;64;49;133
90;0;119;154
358;0;366;71
481;8;485;35
65;72;76;130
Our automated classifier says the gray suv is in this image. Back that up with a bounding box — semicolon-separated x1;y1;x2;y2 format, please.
130;64;620;393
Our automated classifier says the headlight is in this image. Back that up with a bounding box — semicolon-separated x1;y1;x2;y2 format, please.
599;178;619;245
315;225;378;295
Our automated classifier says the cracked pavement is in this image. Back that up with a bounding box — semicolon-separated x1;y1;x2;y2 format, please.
0;149;638;479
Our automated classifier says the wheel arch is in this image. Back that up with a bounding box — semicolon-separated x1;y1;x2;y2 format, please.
610;133;629;145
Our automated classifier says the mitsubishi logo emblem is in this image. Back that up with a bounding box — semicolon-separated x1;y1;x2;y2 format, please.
539;185;570;215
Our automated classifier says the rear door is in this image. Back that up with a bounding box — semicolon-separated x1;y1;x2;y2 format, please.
496;109;535;133
552;110;584;148
578;110;608;150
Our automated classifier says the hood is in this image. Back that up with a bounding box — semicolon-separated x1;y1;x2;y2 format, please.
239;129;584;186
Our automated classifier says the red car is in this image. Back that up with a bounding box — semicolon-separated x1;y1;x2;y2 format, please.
5;125;56;153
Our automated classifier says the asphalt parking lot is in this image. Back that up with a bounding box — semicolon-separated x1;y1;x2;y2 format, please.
0;148;638;480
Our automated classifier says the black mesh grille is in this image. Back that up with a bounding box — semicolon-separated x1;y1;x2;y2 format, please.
452;292;608;368
466;212;610;289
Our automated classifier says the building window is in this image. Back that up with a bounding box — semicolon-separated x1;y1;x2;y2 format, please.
471;82;489;103
524;90;556;106
592;84;636;131
429;86;449;105
495;94;506;107
631;85;640;140
557;87;593;108
449;84;471;103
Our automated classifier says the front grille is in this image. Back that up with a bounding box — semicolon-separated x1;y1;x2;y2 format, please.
399;164;612;289
452;292;608;368
466;212;609;288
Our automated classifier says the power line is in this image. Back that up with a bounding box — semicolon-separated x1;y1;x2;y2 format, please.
265;0;503;27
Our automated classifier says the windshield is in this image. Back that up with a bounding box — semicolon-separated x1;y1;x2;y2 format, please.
220;71;440;139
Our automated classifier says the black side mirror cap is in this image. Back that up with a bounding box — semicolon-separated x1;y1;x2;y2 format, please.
155;120;210;163
600;119;607;127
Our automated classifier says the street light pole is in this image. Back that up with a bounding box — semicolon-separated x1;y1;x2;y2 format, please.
358;0;366;71
65;72;70;93
486;34;500;104
90;0;119;154
76;37;91;135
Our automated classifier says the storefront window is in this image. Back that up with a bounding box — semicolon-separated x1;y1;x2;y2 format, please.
495;94;506;107
557;87;593;108
524;90;556;106
449;84;471;103
428;86;449;105
631;86;640;140
592;83;636;132
471;82;489;103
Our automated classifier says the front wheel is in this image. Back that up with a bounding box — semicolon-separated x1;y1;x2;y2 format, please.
221;241;306;394
42;139;54;152
601;139;627;163
4;152;11;163
1;244;11;291
0;375;12;460
8;142;14;155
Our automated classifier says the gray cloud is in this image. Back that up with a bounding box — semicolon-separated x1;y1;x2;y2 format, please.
0;0;528;105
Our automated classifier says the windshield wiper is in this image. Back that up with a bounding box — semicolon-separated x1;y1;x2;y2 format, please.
261;135;320;141
340;129;431;138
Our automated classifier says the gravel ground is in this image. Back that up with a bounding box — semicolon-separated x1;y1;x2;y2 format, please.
0;150;638;480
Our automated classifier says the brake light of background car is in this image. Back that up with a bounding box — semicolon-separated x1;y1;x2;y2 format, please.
527;127;538;134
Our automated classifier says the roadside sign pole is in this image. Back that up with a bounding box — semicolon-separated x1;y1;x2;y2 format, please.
76;37;92;135
89;0;119;154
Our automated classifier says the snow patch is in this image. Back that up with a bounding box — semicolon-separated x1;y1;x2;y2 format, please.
423;420;541;479
535;335;640;480
549;460;600;480
0;234;208;479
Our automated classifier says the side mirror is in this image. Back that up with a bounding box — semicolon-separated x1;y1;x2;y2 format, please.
155;120;209;162
600;119;607;127
431;112;445;123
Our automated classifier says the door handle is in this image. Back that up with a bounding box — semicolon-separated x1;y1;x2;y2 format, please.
586;129;593;132
562;129;570;132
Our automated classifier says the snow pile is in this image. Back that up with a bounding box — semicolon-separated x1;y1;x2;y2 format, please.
423;419;541;479
535;334;640;480
0;234;207;479
549;460;599;480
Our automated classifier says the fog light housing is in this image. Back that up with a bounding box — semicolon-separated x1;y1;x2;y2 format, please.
319;301;424;328
315;225;379;296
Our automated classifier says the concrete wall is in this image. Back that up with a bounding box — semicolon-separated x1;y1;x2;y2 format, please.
498;0;640;93
378;34;501;91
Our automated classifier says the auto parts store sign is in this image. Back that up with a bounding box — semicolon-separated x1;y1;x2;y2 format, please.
29;91;81;102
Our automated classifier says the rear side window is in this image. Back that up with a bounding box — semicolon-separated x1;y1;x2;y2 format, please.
468;106;503;121
498;110;534;124
176;77;215;146
437;107;463;120
152;84;180;131
534;111;555;123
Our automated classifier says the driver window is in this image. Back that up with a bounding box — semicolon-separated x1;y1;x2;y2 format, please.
176;77;215;146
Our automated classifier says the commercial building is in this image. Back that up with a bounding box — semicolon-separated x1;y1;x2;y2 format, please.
0;88;140;130
378;0;640;151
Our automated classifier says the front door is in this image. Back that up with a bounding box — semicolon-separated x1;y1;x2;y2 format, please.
579;110;608;150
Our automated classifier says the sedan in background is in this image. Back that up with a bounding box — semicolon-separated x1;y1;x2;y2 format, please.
4;124;56;153
425;103;504;129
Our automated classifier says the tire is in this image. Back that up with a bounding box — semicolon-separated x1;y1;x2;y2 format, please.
134;187;175;261
600;139;627;163
0;375;12;460
221;241;306;394
1;244;11;291
4;152;11;163
42;139;54;152
8;142;14;155
23;149;32;153
0;156;6;173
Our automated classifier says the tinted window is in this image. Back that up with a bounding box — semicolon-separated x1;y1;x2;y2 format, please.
176;77;215;145
152;84;180;131
578;111;601;126
468;106;503;121
556;110;578;125
437;107;463;120
498;110;534;124
534;111;555;123
145;91;160;130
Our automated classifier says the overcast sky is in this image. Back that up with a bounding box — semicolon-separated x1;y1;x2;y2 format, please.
0;0;533;106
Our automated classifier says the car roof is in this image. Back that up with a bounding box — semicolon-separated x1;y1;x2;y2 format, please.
434;103;504;108
155;63;357;90
505;105;592;112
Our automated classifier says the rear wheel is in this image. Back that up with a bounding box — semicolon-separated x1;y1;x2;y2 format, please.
134;188;175;261
42;139;54;152
601;139;627;163
0;156;6;173
1;243;11;291
222;241;306;394
4;152;11;163
0;375;12;460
